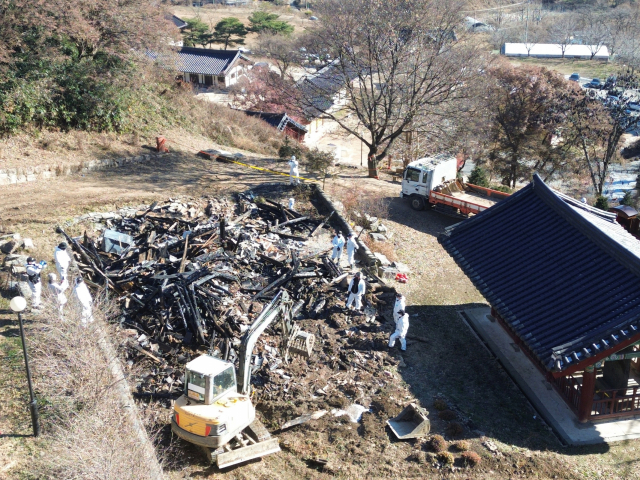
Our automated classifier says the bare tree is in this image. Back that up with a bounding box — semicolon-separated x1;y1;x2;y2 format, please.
292;0;485;178
565;73;640;196
580;10;609;59
602;7;634;57
546;14;579;58
256;33;300;78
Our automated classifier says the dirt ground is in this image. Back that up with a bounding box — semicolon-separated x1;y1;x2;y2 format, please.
1;151;640;479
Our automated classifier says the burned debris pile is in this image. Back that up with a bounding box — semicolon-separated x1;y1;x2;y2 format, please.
57;192;397;403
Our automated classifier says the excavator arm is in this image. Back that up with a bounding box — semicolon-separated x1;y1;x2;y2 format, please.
237;290;315;396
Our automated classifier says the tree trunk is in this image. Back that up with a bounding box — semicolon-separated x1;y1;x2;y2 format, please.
367;151;379;178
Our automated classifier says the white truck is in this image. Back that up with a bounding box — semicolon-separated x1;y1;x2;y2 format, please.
400;155;510;217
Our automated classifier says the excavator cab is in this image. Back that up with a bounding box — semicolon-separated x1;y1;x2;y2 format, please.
183;356;236;404
171;290;314;469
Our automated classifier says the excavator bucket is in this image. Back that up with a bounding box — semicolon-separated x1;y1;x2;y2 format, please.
216;438;280;469
289;330;315;358
387;403;430;440
215;419;281;469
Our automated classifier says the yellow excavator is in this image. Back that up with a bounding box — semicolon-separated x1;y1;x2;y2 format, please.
171;290;314;469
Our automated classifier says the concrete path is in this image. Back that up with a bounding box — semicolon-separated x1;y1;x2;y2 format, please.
461;306;640;446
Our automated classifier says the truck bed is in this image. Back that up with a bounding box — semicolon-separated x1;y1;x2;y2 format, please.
449;191;500;208
429;181;510;216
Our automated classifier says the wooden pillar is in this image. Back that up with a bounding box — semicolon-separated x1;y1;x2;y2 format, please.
578;365;596;423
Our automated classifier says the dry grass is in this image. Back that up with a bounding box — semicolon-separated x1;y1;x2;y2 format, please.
461;450;482;467
429;434;447;453
453;440;470;452
28;294;163;480
361;234;398;262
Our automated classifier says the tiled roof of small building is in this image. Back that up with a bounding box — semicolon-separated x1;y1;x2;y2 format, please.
175;48;246;76
243;111;308;133
440;174;640;372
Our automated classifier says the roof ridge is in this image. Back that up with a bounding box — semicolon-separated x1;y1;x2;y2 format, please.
532;174;640;278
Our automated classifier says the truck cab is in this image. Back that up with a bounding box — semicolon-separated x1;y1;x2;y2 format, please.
401;155;458;210
172;355;254;449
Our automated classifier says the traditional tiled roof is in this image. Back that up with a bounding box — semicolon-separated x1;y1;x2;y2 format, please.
440;174;640;373
298;62;358;120
168;14;188;30
175;47;249;76
243;111;308;133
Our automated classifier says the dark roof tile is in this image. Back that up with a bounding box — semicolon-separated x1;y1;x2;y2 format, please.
439;174;640;372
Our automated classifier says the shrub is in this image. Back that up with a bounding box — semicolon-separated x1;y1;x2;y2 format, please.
446;421;464;437
490;184;512;193
468;164;489;187
621;190;634;207
429;434;447;453
433;398;448;411
437;451;455;465
454;440;470;451
594;195;610;211
438;409;457;421
461;450;482;467
278;136;304;161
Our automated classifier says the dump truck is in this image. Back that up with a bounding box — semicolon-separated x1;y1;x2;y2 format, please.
400;155;510;217
171;290;314;469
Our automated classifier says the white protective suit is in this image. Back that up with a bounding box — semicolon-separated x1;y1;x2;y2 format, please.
54;246;71;281
288;198;295;210
393;295;406;323
74;279;94;325
49;280;68;318
346;236;359;268
331;234;345;263
26;262;44;308
389;312;409;350
346;276;366;310
288;156;300;185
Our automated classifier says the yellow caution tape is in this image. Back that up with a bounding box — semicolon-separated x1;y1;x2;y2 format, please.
198;150;317;183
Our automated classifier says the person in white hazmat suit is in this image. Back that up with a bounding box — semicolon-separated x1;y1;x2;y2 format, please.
48;273;68;319
288;156;300;185
331;231;345;264
288;198;295;210
393;292;406;323
389;309;409;351
346;271;366;311
54;242;71;283
26;257;45;309
346;233;359;269
73;277;94;325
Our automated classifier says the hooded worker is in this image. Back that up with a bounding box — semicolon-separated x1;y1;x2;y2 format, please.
26;257;45;309
331;231;345;263
389;309;409;351
393;292;406;323
288;197;295;210
346;233;359;269
54;242;71;283
48;273;67;319
288;155;300;185
73;277;94;325
346;271;366;311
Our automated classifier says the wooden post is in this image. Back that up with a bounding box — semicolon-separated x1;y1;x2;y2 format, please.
578;365;596;423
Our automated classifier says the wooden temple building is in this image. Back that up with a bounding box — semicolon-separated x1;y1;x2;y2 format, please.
440;174;640;423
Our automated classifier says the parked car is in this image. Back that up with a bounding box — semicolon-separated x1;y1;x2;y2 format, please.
569;73;580;82
585;78;603;89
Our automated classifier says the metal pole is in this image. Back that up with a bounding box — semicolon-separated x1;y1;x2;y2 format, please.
17;312;40;437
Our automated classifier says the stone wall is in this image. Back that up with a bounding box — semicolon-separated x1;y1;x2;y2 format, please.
311;184;379;267
0;152;170;186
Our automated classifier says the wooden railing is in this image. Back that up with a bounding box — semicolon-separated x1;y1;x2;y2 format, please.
550;374;582;413
592;386;640;419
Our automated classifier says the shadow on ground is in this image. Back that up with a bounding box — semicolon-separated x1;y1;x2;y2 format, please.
397;303;611;457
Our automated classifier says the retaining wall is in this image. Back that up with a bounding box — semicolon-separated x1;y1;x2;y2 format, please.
311;185;379;267
0;152;170;186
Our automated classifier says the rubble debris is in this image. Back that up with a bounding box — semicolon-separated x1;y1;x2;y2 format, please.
281;410;328;430
331;404;369;423
55;191;404;407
